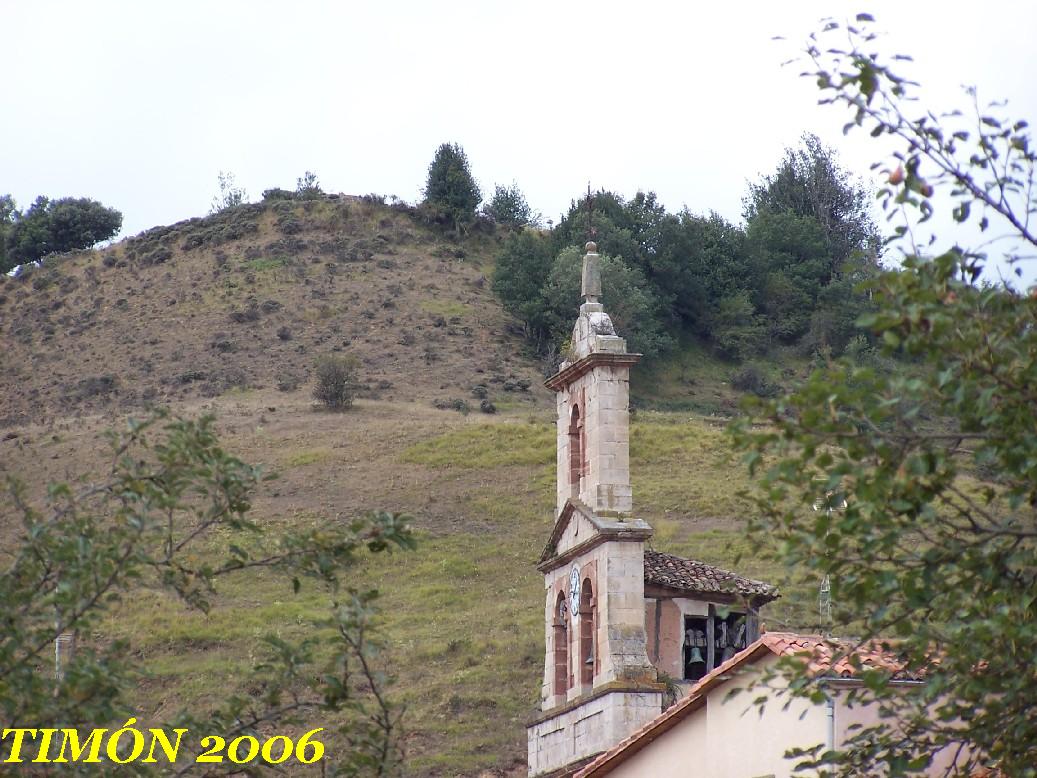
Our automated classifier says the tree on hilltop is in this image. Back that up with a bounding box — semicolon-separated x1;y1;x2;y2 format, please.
4;195;122;271
540;246;674;359
744;135;882;350
0;194;15;272
493;230;555;348
423;143;481;233
296;170;323;200
744;133;880;282
482;182;540;229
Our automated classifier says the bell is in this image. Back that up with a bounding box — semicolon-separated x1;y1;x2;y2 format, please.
688;646;705;665
585;655;594;665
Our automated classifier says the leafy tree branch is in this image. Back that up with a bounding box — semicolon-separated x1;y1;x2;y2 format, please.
731;14;1037;776
0;410;414;775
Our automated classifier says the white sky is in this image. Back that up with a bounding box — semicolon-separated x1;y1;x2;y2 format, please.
4;1;1036;285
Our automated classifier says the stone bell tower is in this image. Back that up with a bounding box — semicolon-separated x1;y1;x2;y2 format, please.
526;242;664;776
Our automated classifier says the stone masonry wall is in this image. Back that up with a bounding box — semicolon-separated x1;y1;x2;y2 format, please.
554;365;633;517
527;689;663;777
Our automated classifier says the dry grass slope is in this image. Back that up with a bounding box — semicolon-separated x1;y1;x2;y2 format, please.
0;197;546;425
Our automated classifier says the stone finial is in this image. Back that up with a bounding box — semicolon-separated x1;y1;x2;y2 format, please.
581;244;601;303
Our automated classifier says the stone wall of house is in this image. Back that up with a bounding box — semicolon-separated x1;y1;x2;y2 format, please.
528;689;663;777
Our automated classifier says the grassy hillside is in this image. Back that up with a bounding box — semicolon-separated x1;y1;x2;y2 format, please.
0;196;546;424
0;199;820;775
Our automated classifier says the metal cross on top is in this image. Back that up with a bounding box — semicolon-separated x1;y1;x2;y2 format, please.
584;183;597;242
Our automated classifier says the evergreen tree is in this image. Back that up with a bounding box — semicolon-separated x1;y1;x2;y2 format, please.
746;210;831;342
423;143;481;232
550;190;660;280
654;210;749;332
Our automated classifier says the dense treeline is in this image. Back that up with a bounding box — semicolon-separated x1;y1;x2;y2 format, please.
493;134;883;361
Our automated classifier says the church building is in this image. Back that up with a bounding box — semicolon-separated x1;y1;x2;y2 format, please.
527;242;779;776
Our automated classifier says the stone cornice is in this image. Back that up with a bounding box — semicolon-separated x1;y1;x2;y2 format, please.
537;528;652;574
544;352;642;392
537;499;653;571
527;680;667;726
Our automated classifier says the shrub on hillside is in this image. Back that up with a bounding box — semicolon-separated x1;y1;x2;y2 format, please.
276;371;301;392
262;187;296;202
296;171;323;200
730;364;780;398
228;300;261;323
313;355;360;410
73;374;119;401
210;171;248;214
432;398;470;414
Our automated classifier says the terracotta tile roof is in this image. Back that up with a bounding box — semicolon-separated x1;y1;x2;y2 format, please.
575;631;925;777
643;549;778;601
763;632;922;681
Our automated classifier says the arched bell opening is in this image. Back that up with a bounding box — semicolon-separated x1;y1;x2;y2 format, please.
579;578;595;687
553;592;570;696
568;404;584;497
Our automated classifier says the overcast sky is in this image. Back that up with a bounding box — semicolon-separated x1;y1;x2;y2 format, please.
4;1;1036;285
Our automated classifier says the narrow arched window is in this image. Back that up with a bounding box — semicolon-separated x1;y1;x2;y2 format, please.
553;593;569;696
569;405;583;493
580;579;595;686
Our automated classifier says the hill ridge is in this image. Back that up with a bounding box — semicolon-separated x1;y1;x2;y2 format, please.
0;196;548;425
